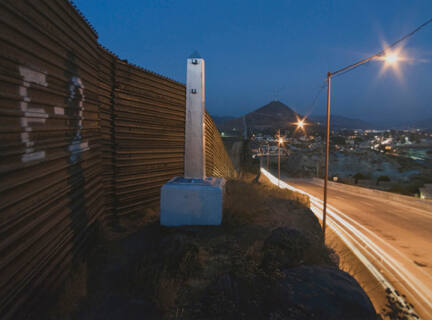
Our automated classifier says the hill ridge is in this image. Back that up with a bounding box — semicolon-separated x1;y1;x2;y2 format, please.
219;100;303;133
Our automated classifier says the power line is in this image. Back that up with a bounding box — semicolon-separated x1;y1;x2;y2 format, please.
258;81;328;121
331;17;432;78
261;18;432;122
384;17;432;52
306;81;327;115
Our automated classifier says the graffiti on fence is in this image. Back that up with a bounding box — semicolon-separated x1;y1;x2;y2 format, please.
18;66;48;162
67;75;89;163
18;65;90;164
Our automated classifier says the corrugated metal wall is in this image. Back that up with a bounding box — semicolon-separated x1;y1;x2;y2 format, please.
0;1;103;318
112;60;186;216
98;47;117;223
0;0;235;318
205;111;236;178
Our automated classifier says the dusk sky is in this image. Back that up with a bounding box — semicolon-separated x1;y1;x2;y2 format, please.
74;0;432;125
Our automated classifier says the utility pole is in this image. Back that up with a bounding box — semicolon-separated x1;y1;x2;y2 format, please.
242;115;248;140
267;141;270;170
323;73;331;242
278;129;281;187
321;18;432;243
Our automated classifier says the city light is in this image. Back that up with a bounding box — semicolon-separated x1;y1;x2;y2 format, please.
294;116;308;134
279;137;284;144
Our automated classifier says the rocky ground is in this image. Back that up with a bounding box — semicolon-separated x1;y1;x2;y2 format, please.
46;177;380;320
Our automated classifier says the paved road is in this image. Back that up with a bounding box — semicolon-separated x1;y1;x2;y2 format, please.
262;169;432;319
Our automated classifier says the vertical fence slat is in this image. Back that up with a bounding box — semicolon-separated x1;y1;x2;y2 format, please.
0;1;235;319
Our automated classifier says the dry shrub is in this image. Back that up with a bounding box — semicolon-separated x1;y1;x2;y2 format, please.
223;178;310;229
245;240;265;265
103;207;159;241
50;262;87;319
49;177;334;319
259;174;310;207
154;276;180;314
223;180;269;226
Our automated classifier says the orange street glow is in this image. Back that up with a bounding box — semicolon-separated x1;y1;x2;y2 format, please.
378;46;407;82
294;116;309;134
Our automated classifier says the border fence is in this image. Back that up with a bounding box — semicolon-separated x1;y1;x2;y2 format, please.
205;111;237;178
0;1;235;318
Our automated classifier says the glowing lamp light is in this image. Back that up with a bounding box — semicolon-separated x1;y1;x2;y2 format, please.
279;137;284;144
378;47;405;81
294;116;308;134
297;120;304;128
385;53;399;64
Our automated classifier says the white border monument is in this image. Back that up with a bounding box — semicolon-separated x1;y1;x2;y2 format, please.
160;52;225;226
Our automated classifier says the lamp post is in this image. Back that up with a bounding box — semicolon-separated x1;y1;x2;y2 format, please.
278;129;281;187
322;50;402;242
267;141;270;170
276;120;308;188
323;73;331;241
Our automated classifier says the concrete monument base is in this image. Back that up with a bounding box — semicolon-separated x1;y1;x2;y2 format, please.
160;176;225;226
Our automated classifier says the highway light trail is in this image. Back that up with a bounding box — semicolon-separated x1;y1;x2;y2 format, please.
261;168;431;319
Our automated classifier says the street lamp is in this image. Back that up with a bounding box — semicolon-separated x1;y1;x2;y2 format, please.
297;120;304;128
294;116;309;137
276;120;307;187
385;53;399;64
277;129;283;187
266;141;270;170
322;50;402;242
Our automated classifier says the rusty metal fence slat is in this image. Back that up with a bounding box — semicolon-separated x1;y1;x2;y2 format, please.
0;1;235;319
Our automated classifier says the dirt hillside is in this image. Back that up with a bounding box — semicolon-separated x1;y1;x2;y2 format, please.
46;177;379;320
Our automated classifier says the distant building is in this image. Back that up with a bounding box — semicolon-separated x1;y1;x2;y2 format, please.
359;141;370;149
346;139;355;146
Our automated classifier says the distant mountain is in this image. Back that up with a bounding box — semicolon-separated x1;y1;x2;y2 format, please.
219;100;308;133
401;118;432;129
211;115;236;126
310;115;374;130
